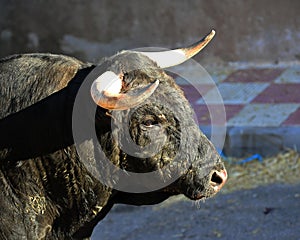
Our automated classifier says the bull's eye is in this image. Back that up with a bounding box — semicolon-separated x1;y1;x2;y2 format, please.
141;118;159;128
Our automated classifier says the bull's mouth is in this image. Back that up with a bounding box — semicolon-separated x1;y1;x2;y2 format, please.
187;191;205;201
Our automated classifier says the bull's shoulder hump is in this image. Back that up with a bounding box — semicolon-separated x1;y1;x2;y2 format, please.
0;53;91;90
0;53;92;118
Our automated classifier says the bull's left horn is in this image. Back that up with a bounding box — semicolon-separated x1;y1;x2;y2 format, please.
91;71;159;110
139;30;215;68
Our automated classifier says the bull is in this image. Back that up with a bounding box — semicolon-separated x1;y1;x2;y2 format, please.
0;30;227;239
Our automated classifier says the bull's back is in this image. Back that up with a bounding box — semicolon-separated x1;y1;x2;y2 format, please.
0;53;88;119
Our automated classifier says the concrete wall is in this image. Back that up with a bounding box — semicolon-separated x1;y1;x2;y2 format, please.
0;0;299;63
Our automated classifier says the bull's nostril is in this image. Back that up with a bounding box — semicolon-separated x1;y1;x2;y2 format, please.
211;172;223;185
210;169;227;191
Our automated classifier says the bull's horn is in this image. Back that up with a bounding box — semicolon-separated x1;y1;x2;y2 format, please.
139;30;215;68
91;71;159;110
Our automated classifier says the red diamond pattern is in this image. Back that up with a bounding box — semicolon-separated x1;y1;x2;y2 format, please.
179;67;300;127
253;83;300;103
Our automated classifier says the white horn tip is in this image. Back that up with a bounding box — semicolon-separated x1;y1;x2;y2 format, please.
94;71;122;95
209;29;216;38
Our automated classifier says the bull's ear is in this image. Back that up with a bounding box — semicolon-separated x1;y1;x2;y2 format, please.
139;30;215;68
90;71;159;110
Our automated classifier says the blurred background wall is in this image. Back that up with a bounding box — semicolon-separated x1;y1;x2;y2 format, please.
0;0;299;64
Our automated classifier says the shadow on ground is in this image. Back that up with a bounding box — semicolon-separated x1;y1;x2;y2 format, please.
92;183;300;240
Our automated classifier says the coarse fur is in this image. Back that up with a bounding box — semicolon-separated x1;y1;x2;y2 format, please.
0;52;226;239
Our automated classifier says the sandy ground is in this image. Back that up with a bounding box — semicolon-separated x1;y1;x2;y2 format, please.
91;183;300;240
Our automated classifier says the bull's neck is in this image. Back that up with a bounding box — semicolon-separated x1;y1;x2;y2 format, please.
0;67;97;161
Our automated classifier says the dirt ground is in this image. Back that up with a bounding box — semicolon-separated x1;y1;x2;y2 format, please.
91;150;300;240
92;183;300;240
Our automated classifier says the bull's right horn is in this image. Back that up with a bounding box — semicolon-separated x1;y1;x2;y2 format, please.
91;71;159;110
139;30;215;68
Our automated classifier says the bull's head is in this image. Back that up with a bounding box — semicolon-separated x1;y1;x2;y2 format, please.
83;30;227;201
